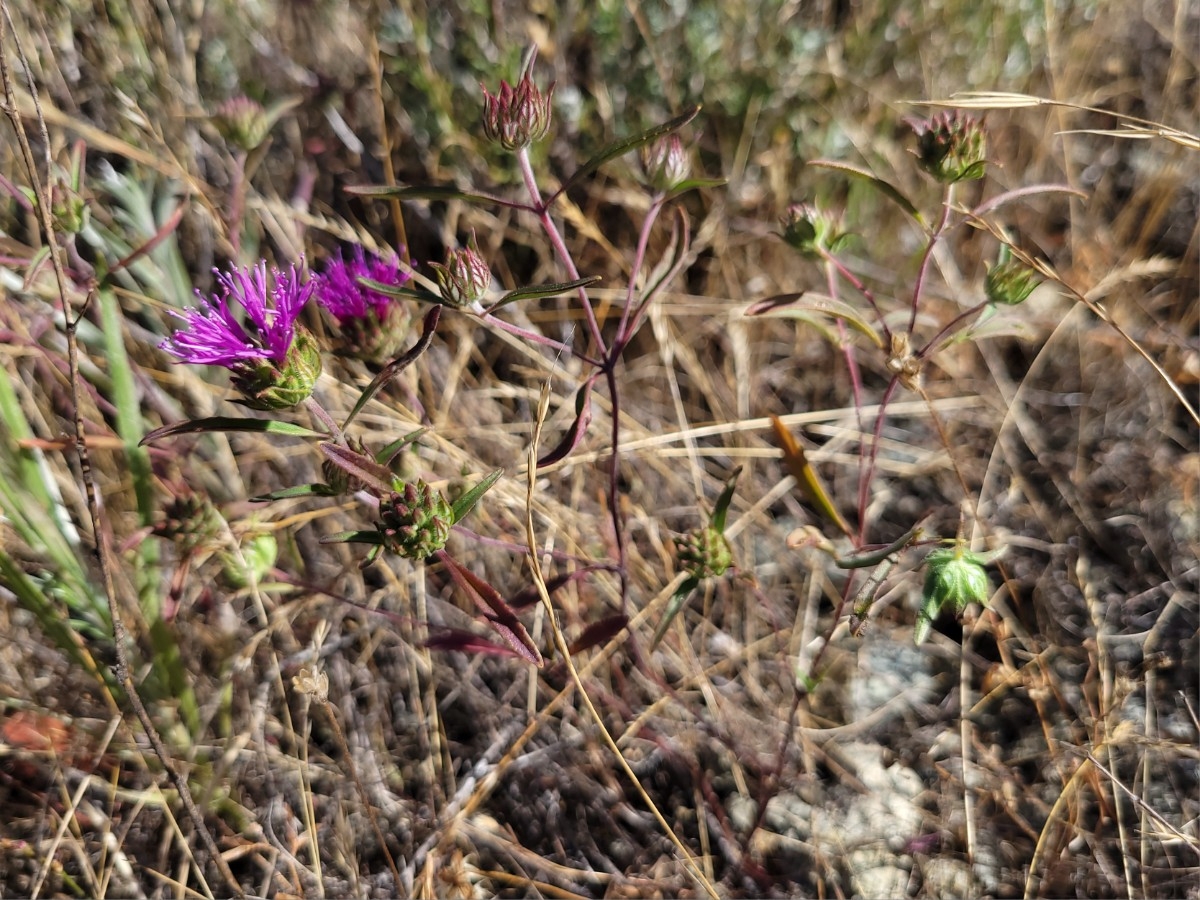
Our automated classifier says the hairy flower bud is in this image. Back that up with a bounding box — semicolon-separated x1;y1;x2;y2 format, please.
232;325;323;410
675;525;734;580
221;528;278;588
430;234;492;307
481;71;555;151
640;134;691;192
909;111;987;184
377;480;454;559
915;545;990;644
213;96;272;152
985;245;1041;306
781;202;848;260
155;492;223;553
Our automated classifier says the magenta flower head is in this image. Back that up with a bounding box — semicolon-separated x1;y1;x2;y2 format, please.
162;261;322;409
315;247;411;361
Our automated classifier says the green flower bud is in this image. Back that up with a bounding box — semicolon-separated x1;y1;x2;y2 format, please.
909;111;987;184
377;480;454;559
674;524;734;580
781;202;848;260
232;326;323;410
985;245;1041;306
915;545;990;644
221;529;278;588
430;234;492;307
155;492;223;553
213;96;272;152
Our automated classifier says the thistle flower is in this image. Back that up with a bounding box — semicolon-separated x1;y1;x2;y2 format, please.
315;247;411;360
481;70;555;151
908;111;987;184
430;234;492;307
162;261;321;409
640;134;691;192
377;480;454;559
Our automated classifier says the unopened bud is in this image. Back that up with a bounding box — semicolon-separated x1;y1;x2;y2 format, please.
481;71;554;151
674;525;734;580
430;234;492;307
781;202;848;260
915;544;989;644
377;480;454;559
909;111;987;184
640;134;691;192
985;245;1041;306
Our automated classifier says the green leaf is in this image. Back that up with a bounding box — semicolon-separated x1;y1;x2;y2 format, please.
664;176;727;201
141;417;324;445
450;469;503;524
808;160;926;226
320;530;385;546
483;276;602;314
344;183;524;209
709;467;742;533
651;576;700;650
744;292;884;348
319;442;396;495
552;105;702;201
375;429;428;467
356;276;443;305
250;483;342;502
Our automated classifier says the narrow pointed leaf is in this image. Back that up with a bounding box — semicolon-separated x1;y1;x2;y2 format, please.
343;305;441;430
320;530;385;545
552;105;702;201
537;377;596;468
141;417;324;445
745;292;884;349
664;176;727;201
771;415;853;537
450;469;503;524
319;441;396;495
376;429;427;467
969;183;1088;219
569;614;630;655
651;576;700;650
356;277;442;305
483;275;602;314
424;630;527;660
251;483;342;502
439;551;542;666
345;183;525;209
507;566;602;609
808;160;925;226
710;467;743;533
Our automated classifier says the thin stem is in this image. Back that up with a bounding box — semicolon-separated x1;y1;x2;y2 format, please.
478;310;599;366
856;374;902;546
304;396;344;444
516;147;607;356
615;193;666;346
917;299;993;360
604;365;629;603
819;247;891;342
906;183;955;336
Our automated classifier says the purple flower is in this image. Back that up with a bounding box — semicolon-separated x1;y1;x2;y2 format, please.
163;262;312;368
314;247;409;324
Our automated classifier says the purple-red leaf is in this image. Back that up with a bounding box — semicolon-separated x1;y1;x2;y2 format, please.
424;630;527;659
437;551;543;666
537;376;596;468
568;614;629;655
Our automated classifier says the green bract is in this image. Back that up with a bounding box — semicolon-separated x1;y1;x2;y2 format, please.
915;545;990;644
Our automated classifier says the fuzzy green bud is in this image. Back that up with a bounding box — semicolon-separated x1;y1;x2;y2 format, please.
915;545;990;644
232;326;323;410
910;111;987;184
377;480;454;559
213;96;272;152
221;529;277;588
781;202;848;260
985;246;1041;306
430;235;492;307
675;524;734;580
155;492;223;553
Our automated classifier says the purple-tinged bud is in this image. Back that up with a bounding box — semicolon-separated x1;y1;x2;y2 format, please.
430;234;492;307
640;134;691;192
908;111;987;184
231;325;323;410
674;525;734;580
481;71;555;151
377;480;454;559
213;96;271;152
